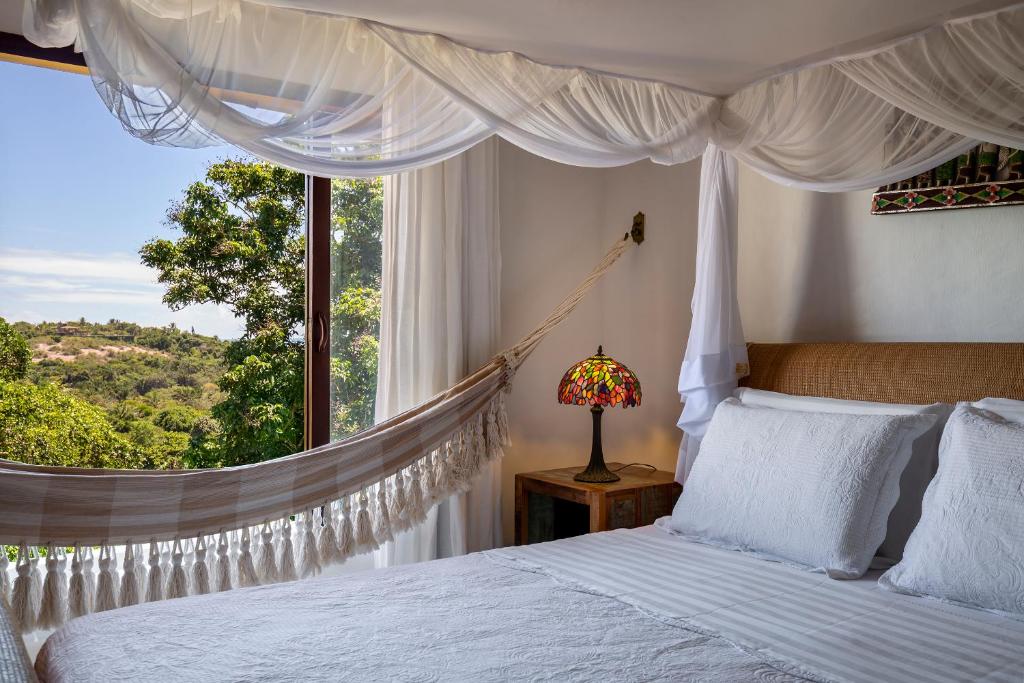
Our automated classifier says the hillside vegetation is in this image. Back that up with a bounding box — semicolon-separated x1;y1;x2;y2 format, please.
0;160;382;471
2;319;227;468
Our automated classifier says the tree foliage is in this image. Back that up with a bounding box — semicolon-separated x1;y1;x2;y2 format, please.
140;160;307;465
330;287;381;437
141;160;383;464
329;176;383;438
331;176;383;291
0;316;30;381
0;380;167;469
0;161;382;471
141;160;306;337
208;325;304;467
6;320;226;469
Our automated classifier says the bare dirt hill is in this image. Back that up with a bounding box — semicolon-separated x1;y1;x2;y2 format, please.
32;342;169;362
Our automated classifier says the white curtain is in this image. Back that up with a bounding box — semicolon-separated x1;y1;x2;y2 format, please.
835;7;1024;152
29;0;1024;178
374;138;501;565
676;144;744;481
24;0;1024;480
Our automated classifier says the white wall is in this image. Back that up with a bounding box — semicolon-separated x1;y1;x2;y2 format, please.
498;142;699;541
738;165;1024;342
497;142;1024;543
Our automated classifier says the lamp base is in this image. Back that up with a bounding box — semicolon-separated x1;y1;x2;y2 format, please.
573;464;621;484
573;405;620;483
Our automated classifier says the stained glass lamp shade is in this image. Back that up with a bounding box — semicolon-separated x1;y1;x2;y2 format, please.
557;346;641;482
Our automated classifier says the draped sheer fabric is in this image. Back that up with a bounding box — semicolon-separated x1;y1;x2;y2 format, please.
24;0;1024;180
374;139;502;566
20;0;1024;474
676;145;745;481
718;67;978;192
836;7;1024;152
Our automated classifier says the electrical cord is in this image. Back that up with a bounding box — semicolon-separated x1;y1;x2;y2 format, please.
610;462;657;473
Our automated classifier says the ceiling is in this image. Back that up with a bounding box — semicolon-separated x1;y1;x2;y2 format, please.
4;0;1020;94
270;0;1020;94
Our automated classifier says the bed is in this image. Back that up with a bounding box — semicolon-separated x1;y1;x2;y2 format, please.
26;343;1024;682
34;525;1024;683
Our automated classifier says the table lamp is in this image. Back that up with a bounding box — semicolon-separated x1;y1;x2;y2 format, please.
557;346;642;483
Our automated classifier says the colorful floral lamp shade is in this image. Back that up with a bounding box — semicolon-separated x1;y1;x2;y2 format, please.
558;346;641;483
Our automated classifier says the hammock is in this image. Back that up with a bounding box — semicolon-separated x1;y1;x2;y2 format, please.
0;234;636;634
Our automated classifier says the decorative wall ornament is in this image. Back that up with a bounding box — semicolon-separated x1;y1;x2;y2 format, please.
871;143;1024;214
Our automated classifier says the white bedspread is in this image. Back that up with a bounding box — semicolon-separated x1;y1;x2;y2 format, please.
36;549;801;682
39;525;1023;682
492;526;1024;683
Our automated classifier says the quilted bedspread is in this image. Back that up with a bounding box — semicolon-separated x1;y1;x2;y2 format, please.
36;550;801;682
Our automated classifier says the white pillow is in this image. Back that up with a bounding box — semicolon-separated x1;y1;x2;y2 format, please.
973;396;1024;422
734;387;943;416
880;404;1024;617
659;399;938;578
734;388;952;562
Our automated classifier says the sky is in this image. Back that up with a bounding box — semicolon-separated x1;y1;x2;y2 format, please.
0;60;246;339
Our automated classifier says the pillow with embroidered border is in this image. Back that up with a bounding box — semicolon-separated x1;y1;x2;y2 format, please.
879;403;1024;618
658;398;938;578
733;388;952;564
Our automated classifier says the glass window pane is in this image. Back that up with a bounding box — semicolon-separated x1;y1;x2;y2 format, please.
0;60;304;470
329;178;383;440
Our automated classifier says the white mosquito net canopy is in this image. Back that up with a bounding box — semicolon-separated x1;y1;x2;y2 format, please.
5;0;1024;630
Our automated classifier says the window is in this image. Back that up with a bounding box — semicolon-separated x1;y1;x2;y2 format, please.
0;44;384;471
0;57;235;470
329;178;383;440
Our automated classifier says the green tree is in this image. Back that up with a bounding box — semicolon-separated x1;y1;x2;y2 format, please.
330;177;383;438
141;160;306;337
153;404;205;433
140;160;382;466
330;287;380;437
0;316;30;381
331;176;383;290
141;160;306;466
211;325;304;466
0;381;160;468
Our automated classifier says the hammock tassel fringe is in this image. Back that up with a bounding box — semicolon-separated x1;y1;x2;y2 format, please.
3;391;510;634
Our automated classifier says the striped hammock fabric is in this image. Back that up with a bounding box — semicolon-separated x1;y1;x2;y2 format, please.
0;234;636;634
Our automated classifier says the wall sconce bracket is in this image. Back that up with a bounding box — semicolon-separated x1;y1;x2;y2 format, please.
628;211;645;245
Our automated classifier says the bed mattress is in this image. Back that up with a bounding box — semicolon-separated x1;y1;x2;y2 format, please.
36;526;1024;682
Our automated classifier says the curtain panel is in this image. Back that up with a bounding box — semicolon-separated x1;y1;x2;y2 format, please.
675;145;744;481
374;139;502;565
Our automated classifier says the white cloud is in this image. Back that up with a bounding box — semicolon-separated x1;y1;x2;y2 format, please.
0;274;159;304
0;247;244;339
0;248;156;283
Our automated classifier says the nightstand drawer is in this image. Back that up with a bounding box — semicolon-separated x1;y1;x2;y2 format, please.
607;493;637;530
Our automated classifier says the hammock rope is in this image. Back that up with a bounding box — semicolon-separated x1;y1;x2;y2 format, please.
0;233;637;633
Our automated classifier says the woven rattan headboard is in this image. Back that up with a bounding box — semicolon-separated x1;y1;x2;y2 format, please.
743;342;1024;404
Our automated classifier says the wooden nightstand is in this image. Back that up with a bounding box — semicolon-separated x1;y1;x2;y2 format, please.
515;463;681;545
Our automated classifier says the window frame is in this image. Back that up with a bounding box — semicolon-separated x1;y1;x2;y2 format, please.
0;31;86;74
304;175;332;450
